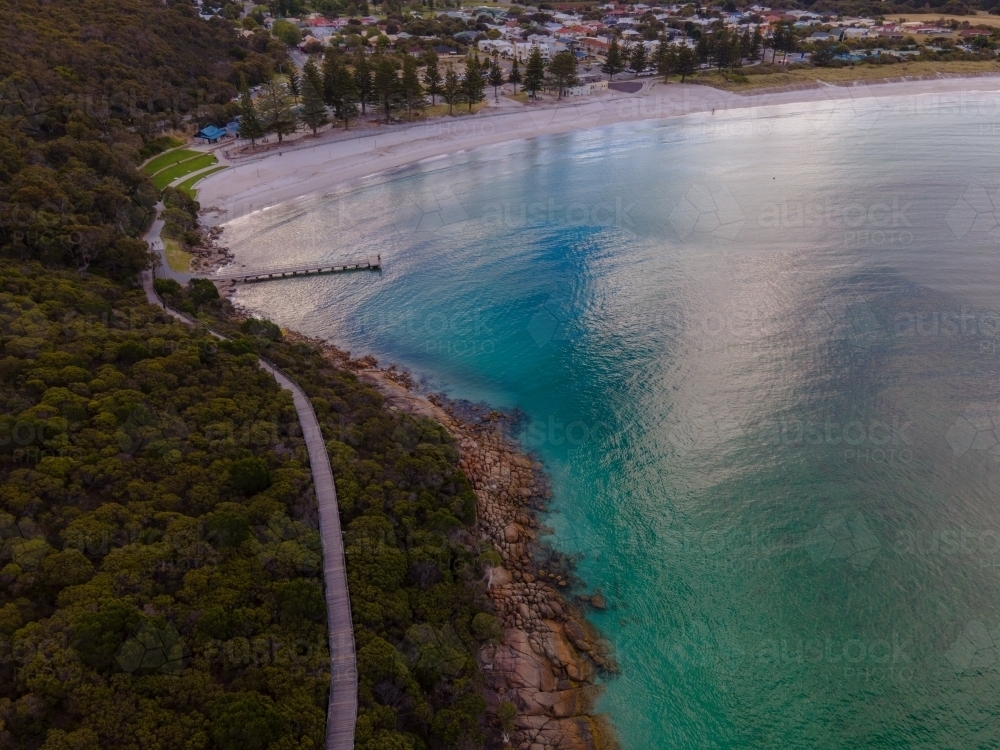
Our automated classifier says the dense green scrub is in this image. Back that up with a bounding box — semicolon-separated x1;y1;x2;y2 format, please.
0;266;493;750
157;280;494;750
0;0;289;278
1;1;495;746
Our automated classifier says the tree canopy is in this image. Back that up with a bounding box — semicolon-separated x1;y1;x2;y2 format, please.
1;2;499;748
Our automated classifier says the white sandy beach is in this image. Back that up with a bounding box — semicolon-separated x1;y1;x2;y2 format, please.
198;76;1000;228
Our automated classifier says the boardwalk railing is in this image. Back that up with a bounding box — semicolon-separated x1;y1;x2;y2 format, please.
204;256;380;283
142;269;358;750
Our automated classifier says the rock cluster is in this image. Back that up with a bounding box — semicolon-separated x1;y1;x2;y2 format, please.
455;422;618;750
240;330;620;750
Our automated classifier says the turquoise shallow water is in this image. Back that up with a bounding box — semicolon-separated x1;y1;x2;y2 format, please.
223;95;1000;747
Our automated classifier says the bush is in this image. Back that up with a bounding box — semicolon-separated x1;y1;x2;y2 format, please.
471;612;502;641
116;340;151;364
188;278;220;304
205;510;251;547
153;278;182;296
272;19;302;47
479;548;502;572
497;700;517;734
241;317;282;342
228;457;272;496
211;693;287;750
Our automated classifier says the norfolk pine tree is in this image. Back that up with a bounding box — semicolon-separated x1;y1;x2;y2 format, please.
677;45;697;82
330;60;360;129
299;59;328;135
372;53;401;124
656;36;678;83
750;27;763;61
442;64;461;115
696;33;711;65
602;38;625;80
422;50;442;104
401;54;425;121
546;51;578;99
630;40;647;73
488;57;504;99
524;47;545;97
354;52;373;114
238;84;264;147
462;54;485;112
322;47;341;105
258;80;296;143
507;56;522;93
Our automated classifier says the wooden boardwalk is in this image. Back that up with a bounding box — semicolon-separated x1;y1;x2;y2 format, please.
205;256;380;283
256;361;358;750
141;209;357;750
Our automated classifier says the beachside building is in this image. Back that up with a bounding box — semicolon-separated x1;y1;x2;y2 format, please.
195;125;228;143
579;37;610;56
478;39;515;56
566;80;609;96
513;40;558;61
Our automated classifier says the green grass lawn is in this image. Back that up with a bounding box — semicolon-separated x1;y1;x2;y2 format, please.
163;238;192;273
423;102;490;117
177;165;228;198
143;148;199;175
694;59;1000;92
152;154;218;189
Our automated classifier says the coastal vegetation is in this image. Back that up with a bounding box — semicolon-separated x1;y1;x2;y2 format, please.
0;1;502;748
0;261;496;749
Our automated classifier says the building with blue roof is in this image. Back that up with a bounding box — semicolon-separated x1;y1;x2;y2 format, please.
195;125;227;143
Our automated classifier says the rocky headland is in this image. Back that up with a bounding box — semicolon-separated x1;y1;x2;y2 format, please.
282;332;620;750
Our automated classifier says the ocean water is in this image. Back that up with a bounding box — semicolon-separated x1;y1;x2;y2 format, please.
221;94;1000;747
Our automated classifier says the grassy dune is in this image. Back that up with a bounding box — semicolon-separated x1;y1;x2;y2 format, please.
695;59;1000;92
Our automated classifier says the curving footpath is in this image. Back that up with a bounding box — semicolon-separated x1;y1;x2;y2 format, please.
141;208;357;750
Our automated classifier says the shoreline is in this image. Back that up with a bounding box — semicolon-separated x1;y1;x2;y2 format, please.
277;330;618;750
194;73;1000;749
197;75;1000;230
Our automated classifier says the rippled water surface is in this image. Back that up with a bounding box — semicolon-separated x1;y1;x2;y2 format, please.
222;95;1000;747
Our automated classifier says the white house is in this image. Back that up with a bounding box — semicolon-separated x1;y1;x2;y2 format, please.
513;41;556;61
478;39;515;56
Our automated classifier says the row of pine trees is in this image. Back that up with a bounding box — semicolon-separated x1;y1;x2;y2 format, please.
235;45;589;143
234;28;772;146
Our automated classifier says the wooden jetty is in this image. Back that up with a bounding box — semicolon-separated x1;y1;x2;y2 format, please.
206;256;381;283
